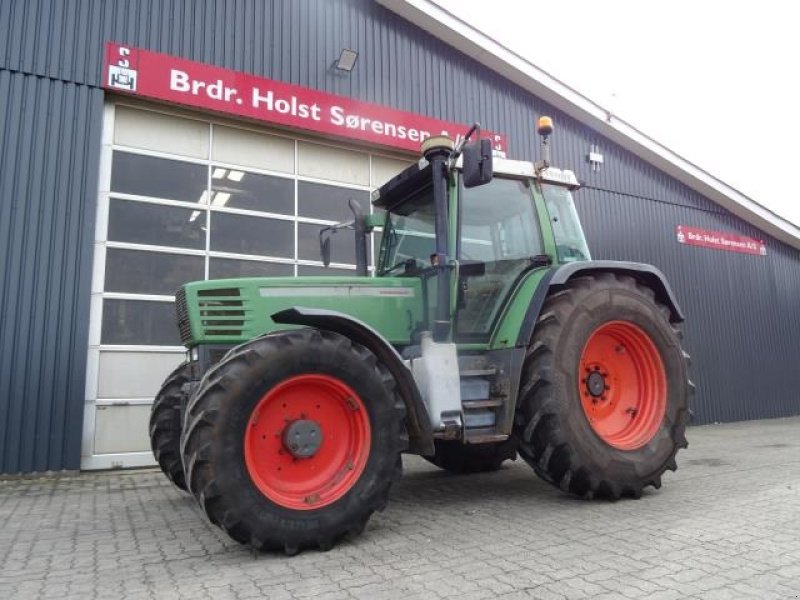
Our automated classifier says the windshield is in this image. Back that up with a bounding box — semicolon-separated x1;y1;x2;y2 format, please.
378;185;436;275
541;184;591;262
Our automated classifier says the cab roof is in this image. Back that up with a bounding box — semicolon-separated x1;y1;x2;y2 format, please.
371;155;579;210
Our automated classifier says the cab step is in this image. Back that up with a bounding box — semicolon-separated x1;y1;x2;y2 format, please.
462;398;503;409
463;428;510;444
460;368;497;378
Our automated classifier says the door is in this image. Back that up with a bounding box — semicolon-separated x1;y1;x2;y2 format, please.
455;177;545;341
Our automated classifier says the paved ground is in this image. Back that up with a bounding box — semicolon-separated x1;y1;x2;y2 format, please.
1;418;799;600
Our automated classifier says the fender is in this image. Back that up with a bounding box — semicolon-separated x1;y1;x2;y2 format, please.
515;260;684;347
271;307;434;456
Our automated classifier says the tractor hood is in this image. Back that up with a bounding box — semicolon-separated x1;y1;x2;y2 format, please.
176;276;424;347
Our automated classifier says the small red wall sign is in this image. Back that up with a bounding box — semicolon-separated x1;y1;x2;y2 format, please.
103;42;508;154
676;225;767;256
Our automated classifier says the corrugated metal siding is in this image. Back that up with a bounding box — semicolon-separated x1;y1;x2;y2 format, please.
0;69;103;473
0;0;798;472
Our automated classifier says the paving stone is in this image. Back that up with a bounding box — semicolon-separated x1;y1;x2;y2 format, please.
1;417;799;599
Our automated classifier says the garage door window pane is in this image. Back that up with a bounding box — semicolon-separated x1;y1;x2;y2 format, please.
101;299;180;345
210;257;294;279
108;199;206;249
211;169;294;215
211;213;294;258
111;151;207;202
298;222;355;264
298;182;368;222
105;249;205;294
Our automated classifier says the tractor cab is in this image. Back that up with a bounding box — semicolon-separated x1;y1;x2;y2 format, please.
370;121;590;344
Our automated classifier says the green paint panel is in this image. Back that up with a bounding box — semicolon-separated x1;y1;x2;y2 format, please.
181;276;423;346
489;268;550;349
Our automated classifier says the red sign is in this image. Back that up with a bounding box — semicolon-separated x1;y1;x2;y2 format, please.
676;225;767;256
103;42;507;154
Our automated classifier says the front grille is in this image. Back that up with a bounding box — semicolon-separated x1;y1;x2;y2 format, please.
197;288;247;338
175;287;192;345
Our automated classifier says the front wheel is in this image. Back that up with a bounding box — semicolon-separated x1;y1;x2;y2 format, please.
149;362;192;491
514;273;691;499
180;329;406;554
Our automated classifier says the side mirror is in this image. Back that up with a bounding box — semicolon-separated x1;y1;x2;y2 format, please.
319;228;332;267
462;138;493;188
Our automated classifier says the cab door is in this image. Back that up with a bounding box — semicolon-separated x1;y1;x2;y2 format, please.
455;177;546;342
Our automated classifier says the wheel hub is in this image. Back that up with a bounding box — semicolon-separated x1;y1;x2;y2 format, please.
585;370;607;397
282;419;323;458
244;374;371;510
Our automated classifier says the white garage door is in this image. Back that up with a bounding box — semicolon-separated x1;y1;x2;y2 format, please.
81;103;411;470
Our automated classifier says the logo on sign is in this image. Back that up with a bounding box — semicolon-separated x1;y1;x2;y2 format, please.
108;47;137;92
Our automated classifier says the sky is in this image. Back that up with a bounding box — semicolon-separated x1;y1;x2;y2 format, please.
435;0;800;227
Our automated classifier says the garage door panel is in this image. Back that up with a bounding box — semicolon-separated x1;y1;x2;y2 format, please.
98;351;185;398
298;142;369;185
114;106;209;158
212;125;295;173
94;405;152;454
372;155;412;187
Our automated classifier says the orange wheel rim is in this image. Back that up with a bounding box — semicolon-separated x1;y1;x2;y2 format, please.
244;374;371;510
579;321;667;450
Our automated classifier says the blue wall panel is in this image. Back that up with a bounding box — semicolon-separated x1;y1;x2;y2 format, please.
1;0;798;472
0;69;103;473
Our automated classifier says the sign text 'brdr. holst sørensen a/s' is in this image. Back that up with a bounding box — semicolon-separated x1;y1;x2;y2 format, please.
104;42;507;154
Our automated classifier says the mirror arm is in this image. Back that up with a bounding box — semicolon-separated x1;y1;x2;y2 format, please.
447;122;481;171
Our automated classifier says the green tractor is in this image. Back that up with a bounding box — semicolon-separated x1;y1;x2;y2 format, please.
149;118;691;554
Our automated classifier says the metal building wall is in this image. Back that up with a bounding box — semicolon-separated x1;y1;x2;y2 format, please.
0;70;103;473
1;0;798;471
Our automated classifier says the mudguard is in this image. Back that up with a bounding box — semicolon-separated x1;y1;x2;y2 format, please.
515;260;684;347
271;307;435;455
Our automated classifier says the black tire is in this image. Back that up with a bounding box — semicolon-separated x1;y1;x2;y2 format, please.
149;362;192;491
180;328;406;554
424;439;517;473
514;273;691;500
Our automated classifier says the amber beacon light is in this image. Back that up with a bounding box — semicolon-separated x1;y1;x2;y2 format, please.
537;116;554;137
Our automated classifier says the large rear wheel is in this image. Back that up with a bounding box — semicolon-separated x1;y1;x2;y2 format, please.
181;329;406;554
149;362;192;491
514;273;691;499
